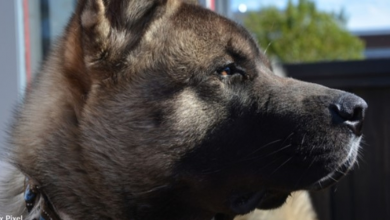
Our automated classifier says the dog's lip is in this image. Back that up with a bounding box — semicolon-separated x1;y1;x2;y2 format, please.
212;190;283;220
228;190;267;214
224;189;290;217
306;159;354;191
212;213;234;220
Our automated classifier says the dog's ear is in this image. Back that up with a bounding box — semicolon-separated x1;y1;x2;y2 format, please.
79;0;110;64
60;0;170;115
77;0;168;72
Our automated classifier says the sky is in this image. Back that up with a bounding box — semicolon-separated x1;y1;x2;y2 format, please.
231;0;390;31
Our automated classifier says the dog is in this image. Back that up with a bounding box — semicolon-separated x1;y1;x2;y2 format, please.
0;0;367;220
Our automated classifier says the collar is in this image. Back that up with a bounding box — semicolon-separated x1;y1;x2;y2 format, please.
24;178;61;220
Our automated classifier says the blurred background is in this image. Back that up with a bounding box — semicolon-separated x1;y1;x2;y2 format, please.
0;0;389;219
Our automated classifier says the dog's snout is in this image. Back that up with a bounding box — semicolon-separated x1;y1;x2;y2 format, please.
330;93;368;136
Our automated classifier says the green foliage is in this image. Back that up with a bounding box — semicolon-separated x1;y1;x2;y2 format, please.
244;0;365;63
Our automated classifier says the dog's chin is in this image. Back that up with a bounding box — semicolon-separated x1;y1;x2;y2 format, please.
306;136;360;191
213;163;353;220
214;162;356;219
211;136;361;220
215;138;360;219
307;154;357;191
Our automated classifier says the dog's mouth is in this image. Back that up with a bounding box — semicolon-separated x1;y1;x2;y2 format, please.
212;190;290;220
212;168;351;220
212;148;358;220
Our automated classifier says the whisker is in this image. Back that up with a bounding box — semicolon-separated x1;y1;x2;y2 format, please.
246;139;282;156
255;155;287;172
357;151;367;164
264;41;273;54
132;184;168;196
318;181;323;189
266;144;292;157
329;176;338;182
335;169;347;176
301;133;306;145
354;160;360;169
271;156;294;175
294;157;317;188
241;143;293;163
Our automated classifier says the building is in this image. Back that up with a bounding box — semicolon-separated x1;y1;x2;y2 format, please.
199;0;231;18
354;30;390;59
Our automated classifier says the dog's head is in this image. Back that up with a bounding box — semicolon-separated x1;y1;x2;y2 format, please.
10;0;367;219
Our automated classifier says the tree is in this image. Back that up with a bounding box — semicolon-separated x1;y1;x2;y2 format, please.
244;0;364;63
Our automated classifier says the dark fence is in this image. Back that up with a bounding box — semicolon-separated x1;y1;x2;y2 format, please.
284;58;390;220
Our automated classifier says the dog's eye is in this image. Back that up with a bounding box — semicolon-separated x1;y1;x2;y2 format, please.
218;65;243;76
220;66;233;76
218;65;246;79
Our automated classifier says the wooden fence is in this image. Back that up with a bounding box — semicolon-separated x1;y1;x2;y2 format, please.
284;58;390;220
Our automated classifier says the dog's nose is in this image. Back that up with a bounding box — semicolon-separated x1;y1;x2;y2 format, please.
331;93;368;136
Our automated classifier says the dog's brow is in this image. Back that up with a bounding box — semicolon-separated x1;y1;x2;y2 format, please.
226;46;248;63
225;37;255;63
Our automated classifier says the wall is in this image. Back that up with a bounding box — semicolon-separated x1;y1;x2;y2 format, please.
0;1;21;152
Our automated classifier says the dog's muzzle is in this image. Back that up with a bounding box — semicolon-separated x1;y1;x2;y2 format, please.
309;92;367;190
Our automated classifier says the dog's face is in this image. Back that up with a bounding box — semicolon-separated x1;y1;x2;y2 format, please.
10;0;367;219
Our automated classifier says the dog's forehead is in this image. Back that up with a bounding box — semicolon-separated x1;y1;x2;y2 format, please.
170;3;261;59
126;2;271;72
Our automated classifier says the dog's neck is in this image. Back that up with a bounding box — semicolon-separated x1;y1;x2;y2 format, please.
24;176;217;220
21;150;217;220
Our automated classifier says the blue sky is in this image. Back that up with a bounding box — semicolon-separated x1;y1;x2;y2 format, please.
231;0;390;31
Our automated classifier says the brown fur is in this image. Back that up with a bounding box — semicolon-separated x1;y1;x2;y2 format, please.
1;0;366;220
